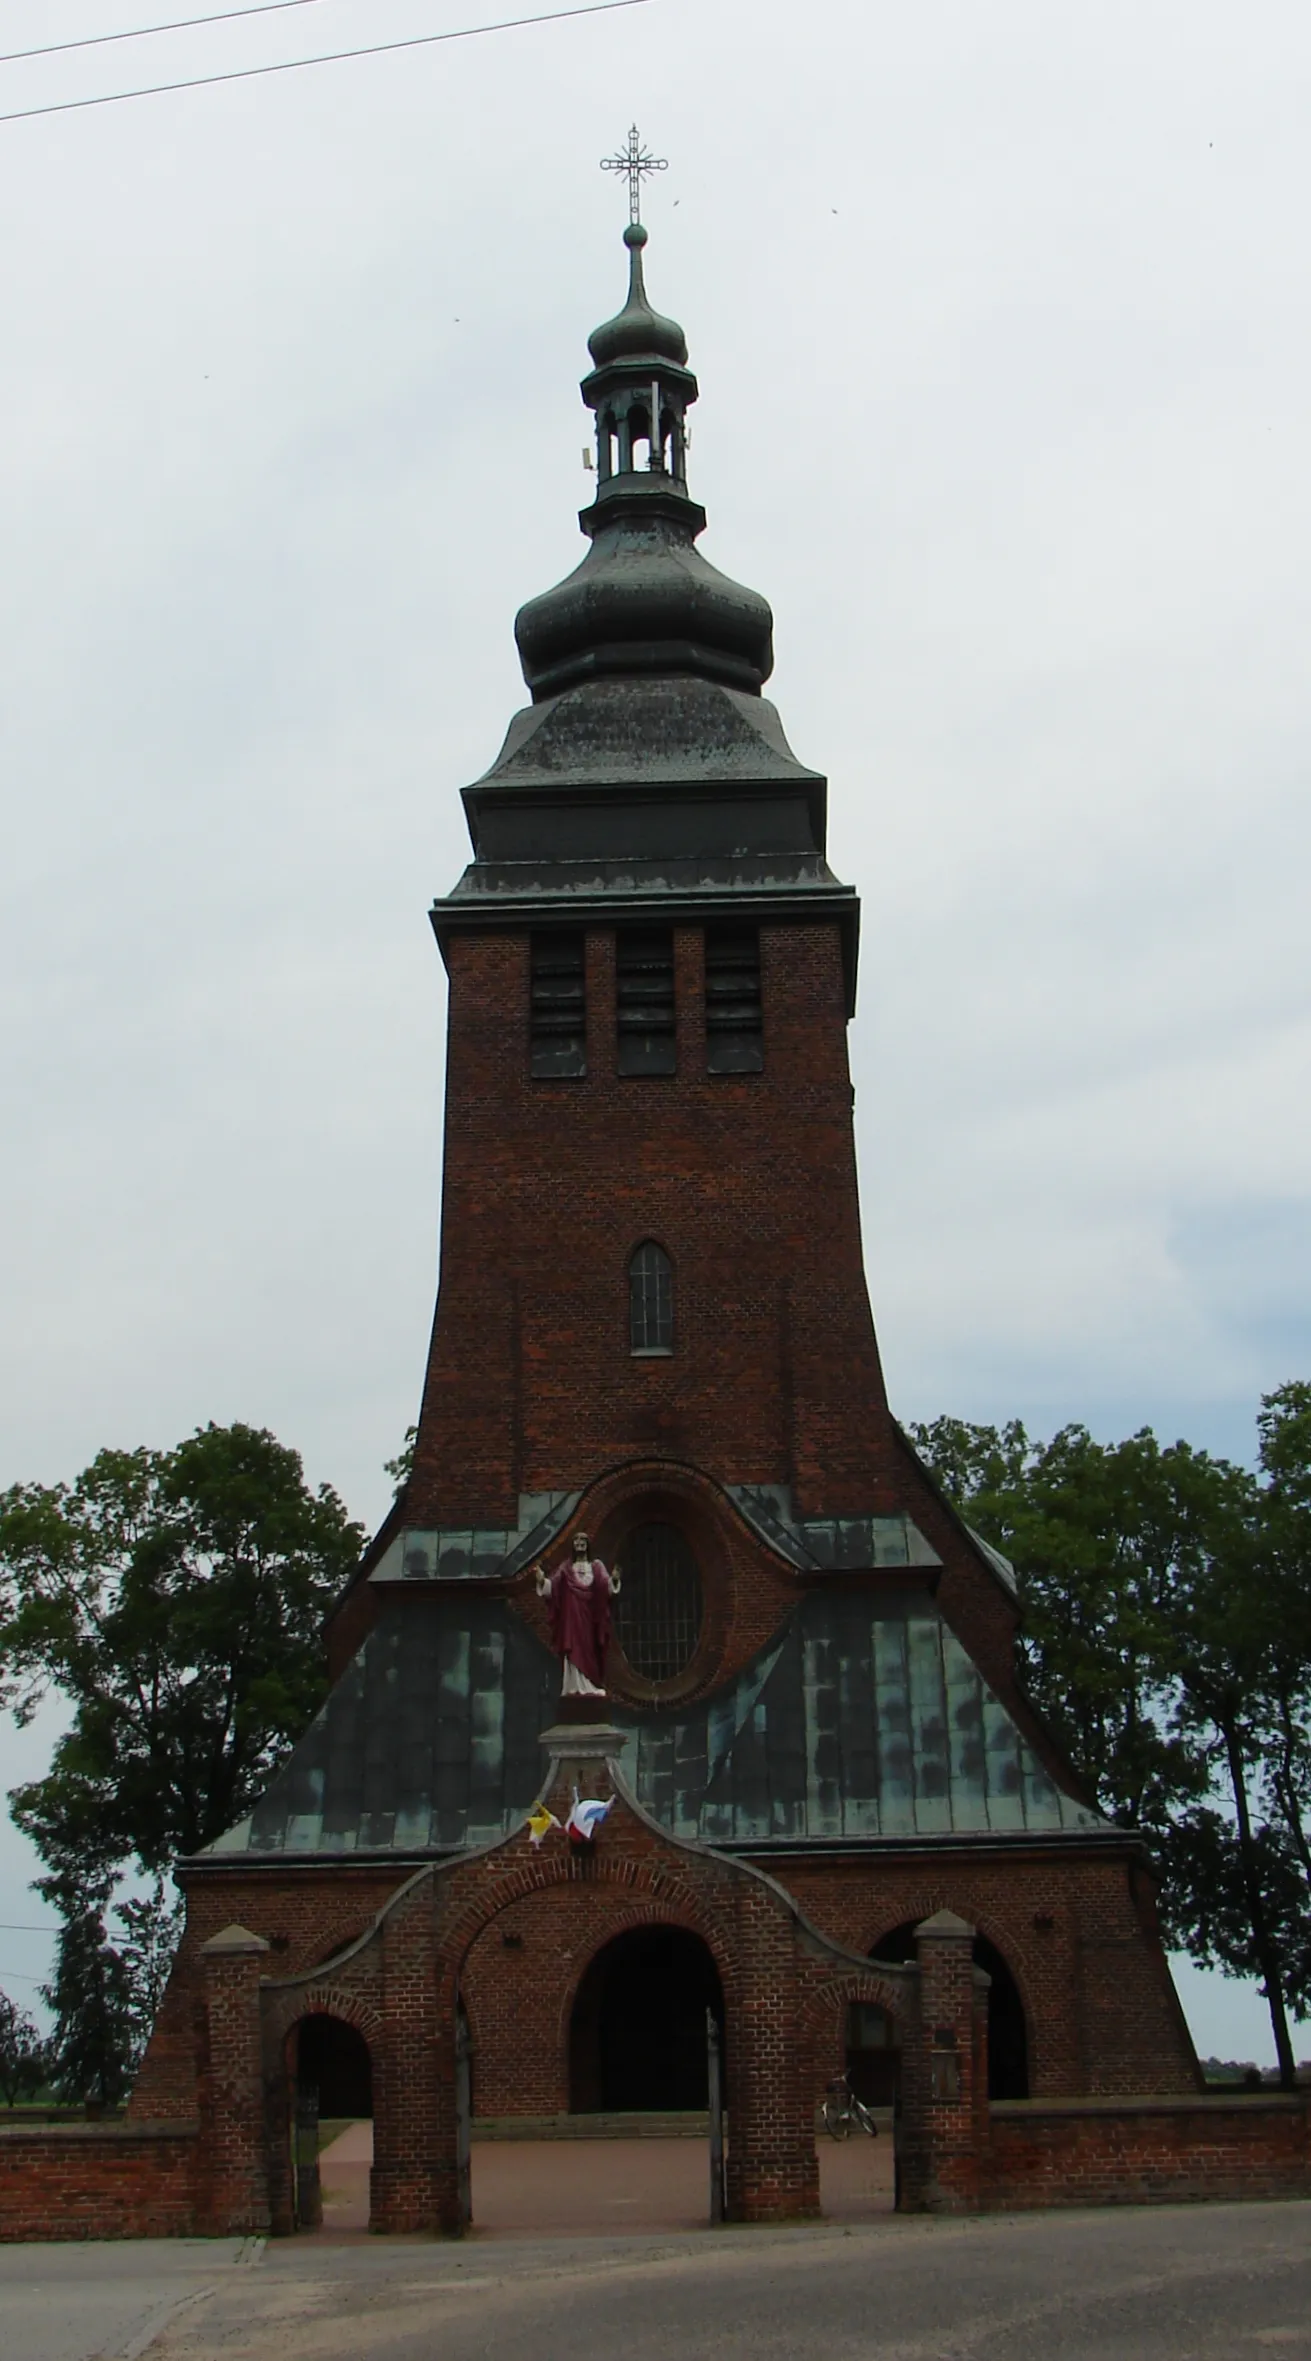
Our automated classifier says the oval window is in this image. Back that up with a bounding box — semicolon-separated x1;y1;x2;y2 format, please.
614;1523;703;1683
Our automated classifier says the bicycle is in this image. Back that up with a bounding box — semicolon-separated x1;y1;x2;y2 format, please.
821;2073;879;2139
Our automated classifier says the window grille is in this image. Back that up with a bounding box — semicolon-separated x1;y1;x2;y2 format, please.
704;923;763;1073
530;930;586;1078
616;927;676;1075
614;1522;703;1683
629;1241;673;1353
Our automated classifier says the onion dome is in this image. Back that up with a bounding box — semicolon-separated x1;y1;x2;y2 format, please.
513;221;774;702
586;222;688;369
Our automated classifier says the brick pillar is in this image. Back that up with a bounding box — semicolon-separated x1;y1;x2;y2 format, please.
585;928;616;1078
898;1910;982;2214
199;1924;271;2236
725;1889;819;2223
372;1880;456;2234
674;925;706;1072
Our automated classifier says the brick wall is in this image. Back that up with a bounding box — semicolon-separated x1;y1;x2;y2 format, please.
984;2094;1311;2207
250;1767;910;2229
337;915;1074;1764
131;1866;408;2123
406;921;891;1530
0;2124;199;2242
768;1848;1199;2097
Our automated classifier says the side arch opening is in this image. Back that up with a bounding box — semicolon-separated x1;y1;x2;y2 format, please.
868;1922;1030;2100
290;2012;375;2232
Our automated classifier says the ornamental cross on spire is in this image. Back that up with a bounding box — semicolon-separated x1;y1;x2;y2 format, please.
601;124;667;224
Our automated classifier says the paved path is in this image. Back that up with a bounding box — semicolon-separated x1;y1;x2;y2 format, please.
318;2123;894;2235
145;2201;1311;2361
0;2237;254;2361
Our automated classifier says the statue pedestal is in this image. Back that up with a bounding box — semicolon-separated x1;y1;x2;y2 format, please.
537;1717;630;1799
538;1719;630;1756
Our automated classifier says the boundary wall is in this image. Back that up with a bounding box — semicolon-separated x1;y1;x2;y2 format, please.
2;1760;1307;2239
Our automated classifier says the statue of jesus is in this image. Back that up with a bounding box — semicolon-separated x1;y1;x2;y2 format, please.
533;1531;621;1697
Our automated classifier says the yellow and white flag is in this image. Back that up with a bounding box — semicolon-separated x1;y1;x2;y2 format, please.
527;1805;560;1847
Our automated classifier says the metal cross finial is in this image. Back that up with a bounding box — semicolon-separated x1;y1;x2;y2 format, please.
601;124;667;224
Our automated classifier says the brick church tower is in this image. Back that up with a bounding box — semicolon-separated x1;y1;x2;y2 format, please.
134;197;1206;2233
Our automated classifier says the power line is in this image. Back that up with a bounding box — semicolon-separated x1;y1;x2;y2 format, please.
0;1924;58;1934
0;0;649;127
0;1;332;73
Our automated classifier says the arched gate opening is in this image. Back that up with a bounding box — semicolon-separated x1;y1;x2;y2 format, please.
297;2014;374;2118
569;1926;724;2113
290;2012;374;2231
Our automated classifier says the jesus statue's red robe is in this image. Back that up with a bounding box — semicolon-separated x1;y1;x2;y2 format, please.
543;1557;614;1688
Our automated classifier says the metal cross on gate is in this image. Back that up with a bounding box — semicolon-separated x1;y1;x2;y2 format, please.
601;123;668;222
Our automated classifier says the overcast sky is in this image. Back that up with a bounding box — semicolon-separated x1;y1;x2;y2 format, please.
1;0;1308;2061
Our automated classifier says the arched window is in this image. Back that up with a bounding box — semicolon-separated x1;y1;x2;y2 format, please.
629;1241;673;1353
613;1522;703;1683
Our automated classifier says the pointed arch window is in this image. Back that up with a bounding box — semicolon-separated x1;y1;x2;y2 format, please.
629;1241;673;1355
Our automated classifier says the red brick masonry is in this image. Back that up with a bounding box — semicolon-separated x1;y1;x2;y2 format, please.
983;2094;1311;2210
0;2122;199;2241
2;2096;1307;2241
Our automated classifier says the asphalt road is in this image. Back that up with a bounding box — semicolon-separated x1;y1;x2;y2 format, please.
148;2203;1310;2361
3;2204;1308;2361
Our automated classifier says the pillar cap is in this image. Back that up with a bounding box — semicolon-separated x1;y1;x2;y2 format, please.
201;1923;270;1957
915;1909;975;1940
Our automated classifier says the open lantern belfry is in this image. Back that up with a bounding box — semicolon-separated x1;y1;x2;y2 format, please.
108;141;1306;2242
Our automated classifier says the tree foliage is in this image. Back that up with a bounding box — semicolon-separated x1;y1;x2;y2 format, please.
0;1989;48;2107
0;1422;363;1882
37;1875;186;2109
40;1882;134;2109
384;1425;416;1498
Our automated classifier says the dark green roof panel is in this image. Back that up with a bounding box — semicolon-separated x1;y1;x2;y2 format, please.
203;1593;1105;1862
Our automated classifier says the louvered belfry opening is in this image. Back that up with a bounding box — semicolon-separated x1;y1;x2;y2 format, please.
616;926;676;1074
530;929;586;1077
704;922;763;1073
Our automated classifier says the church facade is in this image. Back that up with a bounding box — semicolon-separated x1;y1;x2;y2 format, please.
124;207;1228;2234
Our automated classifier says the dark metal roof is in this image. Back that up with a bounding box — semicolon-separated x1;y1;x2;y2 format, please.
436;672;860;1006
468;678;820;796
208;1598;560;1859
628;1590;1102;1846
370;1493;580;1586
514;221;773;702
728;1486;942;1574
202;1591;1105;1864
369;1489;938;1589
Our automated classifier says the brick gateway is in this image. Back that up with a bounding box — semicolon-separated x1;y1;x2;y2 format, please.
7;201;1307;2239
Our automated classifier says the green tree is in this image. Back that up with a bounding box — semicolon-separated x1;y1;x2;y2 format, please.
116;1881;186;2069
384;1425;416;1497
1254;1385;1311;1910
0;1422;363;1882
0;1989;48;2106
910;1404;1311;2086
908;1416;1206;1832
1130;1442;1305;2087
1162;1808;1310;2039
40;1881;134;2109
